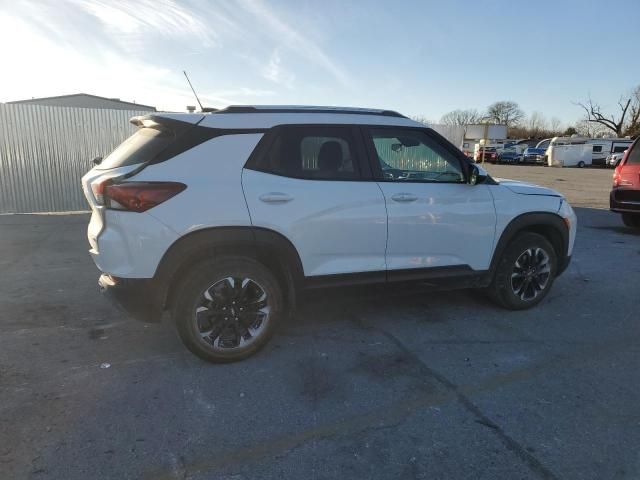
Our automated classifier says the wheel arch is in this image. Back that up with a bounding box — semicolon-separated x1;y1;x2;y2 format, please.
490;212;569;275
153;226;304;315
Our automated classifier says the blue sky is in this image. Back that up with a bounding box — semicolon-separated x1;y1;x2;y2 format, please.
1;0;638;126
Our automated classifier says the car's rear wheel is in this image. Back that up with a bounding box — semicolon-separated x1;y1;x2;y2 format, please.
577;161;586;168
173;257;283;363
487;232;557;310
622;213;640;228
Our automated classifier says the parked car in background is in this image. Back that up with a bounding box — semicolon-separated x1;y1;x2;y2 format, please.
497;148;522;163
474;146;498;163
82;105;576;362
611;139;640;227
522;147;546;164
607;150;627;167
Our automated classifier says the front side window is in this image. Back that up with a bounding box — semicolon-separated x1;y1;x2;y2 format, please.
369;129;464;182
256;126;359;180
613;145;629;153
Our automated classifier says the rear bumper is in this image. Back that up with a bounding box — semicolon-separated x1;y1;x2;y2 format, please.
99;274;163;323
610;189;640;213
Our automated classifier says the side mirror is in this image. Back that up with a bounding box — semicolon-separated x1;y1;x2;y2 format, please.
93;156;103;166
468;164;488;185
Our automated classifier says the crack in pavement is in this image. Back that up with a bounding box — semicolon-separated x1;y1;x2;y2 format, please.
377;327;560;480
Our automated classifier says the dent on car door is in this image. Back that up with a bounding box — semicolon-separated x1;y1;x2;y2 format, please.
364;127;497;273
242;125;388;277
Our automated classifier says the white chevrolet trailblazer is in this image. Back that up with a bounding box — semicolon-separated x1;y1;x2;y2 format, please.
82;106;576;362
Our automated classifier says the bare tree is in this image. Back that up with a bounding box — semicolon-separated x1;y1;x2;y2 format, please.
440;109;481;126
576;93;634;137
574;117;609;138
411;115;432;126
486;101;524;127
624;86;640;138
550;117;562;134
527;111;547;136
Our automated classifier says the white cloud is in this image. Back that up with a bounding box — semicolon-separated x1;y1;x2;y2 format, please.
70;0;217;50
261;50;295;89
238;0;352;88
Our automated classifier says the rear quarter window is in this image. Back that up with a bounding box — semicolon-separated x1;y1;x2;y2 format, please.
626;142;640;165
97;128;174;170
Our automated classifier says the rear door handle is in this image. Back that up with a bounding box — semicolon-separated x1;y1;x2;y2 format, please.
259;192;293;204
391;193;418;203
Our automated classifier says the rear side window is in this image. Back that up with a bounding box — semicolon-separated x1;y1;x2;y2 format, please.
592;145;603;153
97;128;174;170
627;142;640;165
253;126;360;180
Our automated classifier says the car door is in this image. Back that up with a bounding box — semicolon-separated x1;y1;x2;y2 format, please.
242;125;387;279
362;126;497;277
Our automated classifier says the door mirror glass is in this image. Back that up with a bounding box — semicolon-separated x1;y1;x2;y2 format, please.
468;164;488;185
469;165;479;185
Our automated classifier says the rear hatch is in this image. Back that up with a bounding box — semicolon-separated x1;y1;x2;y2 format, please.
81;114;203;250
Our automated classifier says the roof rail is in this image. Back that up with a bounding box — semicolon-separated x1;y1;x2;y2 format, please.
214;105;407;118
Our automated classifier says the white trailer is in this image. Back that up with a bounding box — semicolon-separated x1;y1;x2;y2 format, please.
547;144;593;167
547;136;633;166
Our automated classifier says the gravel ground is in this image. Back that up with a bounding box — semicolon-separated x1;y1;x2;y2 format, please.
1;166;639;479
484;163;613;209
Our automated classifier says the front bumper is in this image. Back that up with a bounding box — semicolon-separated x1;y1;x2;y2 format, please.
557;255;572;276
99;274;163;323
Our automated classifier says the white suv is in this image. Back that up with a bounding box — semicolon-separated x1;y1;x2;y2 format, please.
82;106;576;362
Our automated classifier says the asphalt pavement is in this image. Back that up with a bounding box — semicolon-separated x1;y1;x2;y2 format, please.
1;167;639;479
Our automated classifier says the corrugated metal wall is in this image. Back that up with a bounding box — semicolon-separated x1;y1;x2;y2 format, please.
0;105;470;214
0;104;150;213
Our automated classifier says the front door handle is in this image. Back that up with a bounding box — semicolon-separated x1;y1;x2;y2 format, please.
391;193;418;203
259;192;293;204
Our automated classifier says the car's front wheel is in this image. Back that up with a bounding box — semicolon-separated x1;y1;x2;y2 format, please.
487;232;557;310
173;257;283;363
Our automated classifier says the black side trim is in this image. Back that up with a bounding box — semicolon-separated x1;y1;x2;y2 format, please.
305;265;491;290
490;212;569;276
387;265;475;282
215;106;406;118
151;226;303;317
304;271;386;289
149;125;267;165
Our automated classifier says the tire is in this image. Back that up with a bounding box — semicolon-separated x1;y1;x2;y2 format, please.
172;256;283;363
487;232;557;310
622;213;640;228
577;161;585;168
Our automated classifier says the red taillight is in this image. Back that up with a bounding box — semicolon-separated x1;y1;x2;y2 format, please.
103;182;186;212
613;166;621;187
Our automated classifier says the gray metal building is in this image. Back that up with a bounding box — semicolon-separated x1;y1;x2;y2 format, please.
0;103;151;213
7;93;156;112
